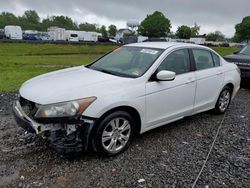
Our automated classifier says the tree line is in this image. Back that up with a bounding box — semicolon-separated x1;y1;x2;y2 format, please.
0;10;117;37
0;10;249;42
138;11;250;43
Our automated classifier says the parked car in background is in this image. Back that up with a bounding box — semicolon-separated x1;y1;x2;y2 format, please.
23;30;38;34
13;42;240;157
37;32;50;41
109;37;120;43
4;25;22;40
143;38;167;42
224;44;250;82
23;33;40;40
98;35;109;42
23;30;40;40
220;41;230;47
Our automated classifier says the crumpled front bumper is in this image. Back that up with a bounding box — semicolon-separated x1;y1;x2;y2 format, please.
12;100;96;154
13;100;40;134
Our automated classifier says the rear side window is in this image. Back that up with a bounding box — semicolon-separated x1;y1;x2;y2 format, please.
158;49;191;75
192;49;214;70
212;53;221;67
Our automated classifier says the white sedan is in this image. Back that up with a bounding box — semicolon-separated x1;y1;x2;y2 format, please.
13;42;241;156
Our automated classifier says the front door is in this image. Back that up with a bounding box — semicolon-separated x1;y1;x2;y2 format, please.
146;49;196;128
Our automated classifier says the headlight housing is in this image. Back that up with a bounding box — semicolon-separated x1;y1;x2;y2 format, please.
35;97;96;118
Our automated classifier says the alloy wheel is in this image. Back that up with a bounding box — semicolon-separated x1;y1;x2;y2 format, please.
101;117;131;152
218;90;231;112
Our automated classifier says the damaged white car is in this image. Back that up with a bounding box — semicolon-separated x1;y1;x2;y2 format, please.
13;42;240;156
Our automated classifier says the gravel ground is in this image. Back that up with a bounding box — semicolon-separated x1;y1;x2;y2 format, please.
0;89;249;188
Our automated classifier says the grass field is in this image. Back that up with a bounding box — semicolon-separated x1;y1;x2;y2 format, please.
0;43;239;92
0;43;117;91
211;46;239;57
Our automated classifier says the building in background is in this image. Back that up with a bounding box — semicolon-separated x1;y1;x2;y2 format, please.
115;28;133;42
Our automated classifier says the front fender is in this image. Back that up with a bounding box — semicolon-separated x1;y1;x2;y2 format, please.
82;94;145;121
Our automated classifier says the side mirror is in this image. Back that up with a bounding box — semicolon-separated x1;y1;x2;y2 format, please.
156;70;176;81
233;51;239;54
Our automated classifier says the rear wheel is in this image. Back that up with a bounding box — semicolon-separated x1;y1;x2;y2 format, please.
92;111;135;156
214;86;232;114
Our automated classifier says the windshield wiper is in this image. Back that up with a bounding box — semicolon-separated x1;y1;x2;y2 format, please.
89;66;118;76
89;66;136;78
99;69;117;76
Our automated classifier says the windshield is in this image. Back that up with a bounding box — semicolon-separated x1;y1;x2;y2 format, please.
239;45;250;55
88;46;164;78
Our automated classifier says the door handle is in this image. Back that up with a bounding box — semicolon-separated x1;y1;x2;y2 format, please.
216;71;223;75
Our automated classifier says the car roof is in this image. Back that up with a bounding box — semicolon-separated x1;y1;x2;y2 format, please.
125;42;205;50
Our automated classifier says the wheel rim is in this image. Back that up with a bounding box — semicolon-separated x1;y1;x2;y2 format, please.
218;90;230;112
102;117;131;152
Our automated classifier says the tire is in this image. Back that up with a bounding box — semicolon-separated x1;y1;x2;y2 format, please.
214;86;232;114
92;111;135;157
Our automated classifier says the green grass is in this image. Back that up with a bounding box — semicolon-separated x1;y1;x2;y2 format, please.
0;43;117;92
211;47;239;56
0;43;239;92
0;43;116;56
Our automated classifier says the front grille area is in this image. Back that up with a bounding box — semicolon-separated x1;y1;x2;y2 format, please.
19;97;38;118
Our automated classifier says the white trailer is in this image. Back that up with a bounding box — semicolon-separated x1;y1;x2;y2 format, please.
190;37;206;45
4;25;22;40
65;30;79;42
77;31;83;42
77;31;100;42
47;27;66;41
77;31;87;42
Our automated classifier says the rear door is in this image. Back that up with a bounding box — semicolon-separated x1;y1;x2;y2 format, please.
191;49;224;111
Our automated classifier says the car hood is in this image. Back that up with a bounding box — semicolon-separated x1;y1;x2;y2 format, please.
20;66;132;104
224;54;250;61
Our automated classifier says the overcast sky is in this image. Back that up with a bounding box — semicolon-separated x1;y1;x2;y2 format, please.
0;0;249;37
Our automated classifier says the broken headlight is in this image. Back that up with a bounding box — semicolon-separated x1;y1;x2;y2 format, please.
35;97;96;118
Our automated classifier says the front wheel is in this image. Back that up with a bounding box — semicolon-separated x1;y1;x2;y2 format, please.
214;86;232;114
92;111;135;157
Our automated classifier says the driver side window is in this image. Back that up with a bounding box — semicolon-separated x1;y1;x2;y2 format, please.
158;49;191;75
